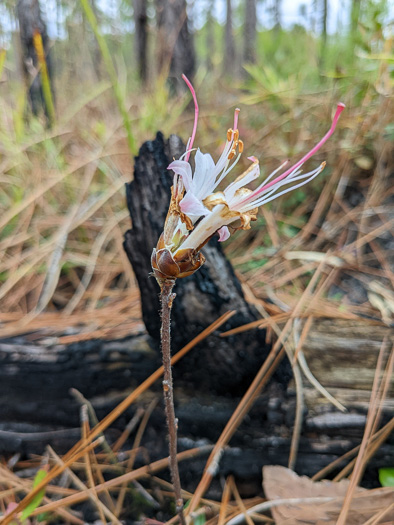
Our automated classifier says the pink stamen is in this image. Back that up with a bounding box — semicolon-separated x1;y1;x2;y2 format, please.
182;74;199;162
245;103;345;200
233;108;240;134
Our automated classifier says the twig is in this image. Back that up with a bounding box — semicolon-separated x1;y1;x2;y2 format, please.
160;279;186;525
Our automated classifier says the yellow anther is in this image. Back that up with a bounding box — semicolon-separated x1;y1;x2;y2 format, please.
238;140;244;153
227;129;233;141
233;129;239;141
228;150;236;160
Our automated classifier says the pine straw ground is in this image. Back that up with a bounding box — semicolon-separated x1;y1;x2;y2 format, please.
0;82;393;524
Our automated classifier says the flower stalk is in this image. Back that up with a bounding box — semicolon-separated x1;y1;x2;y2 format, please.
159;279;186;525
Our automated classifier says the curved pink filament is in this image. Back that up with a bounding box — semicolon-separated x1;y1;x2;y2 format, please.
182;74;199;162
233;108;240;134
245;103;346;200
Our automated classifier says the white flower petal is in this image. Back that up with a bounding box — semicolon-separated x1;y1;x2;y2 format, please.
175;205;226;252
168;160;193;191
225;163;260;203
217;226;230;242
180;191;210;218
194;149;216;198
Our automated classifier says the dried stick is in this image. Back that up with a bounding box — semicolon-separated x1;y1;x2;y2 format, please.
160;279;186;525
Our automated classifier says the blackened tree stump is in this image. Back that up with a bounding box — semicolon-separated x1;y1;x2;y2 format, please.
123;132;285;394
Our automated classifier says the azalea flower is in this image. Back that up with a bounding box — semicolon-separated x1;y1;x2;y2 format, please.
151;75;345;283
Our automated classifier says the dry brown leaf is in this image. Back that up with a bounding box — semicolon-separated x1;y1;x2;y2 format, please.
263;466;394;524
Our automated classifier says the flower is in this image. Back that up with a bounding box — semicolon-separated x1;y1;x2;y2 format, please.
151;75;345;284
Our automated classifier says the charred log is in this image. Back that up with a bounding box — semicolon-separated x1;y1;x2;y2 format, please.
0;318;392;492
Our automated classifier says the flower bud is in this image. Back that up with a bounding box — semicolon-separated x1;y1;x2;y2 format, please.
151;234;205;283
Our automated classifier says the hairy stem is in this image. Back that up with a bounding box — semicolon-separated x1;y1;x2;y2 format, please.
160;279;186;525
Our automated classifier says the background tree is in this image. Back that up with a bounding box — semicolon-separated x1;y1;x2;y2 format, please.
156;0;195;92
273;0;282;31
204;0;215;71
319;0;328;70
310;0;318;33
223;0;236;75
133;0;148;83
16;0;55;121
243;0;257;66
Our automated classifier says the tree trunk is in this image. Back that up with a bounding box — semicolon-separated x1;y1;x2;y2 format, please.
223;0;236;75
205;0;215;72
273;0;282;31
320;0;328;70
133;0;148;83
310;0;318;33
16;0;55;121
155;0;195;93
243;0;257;66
